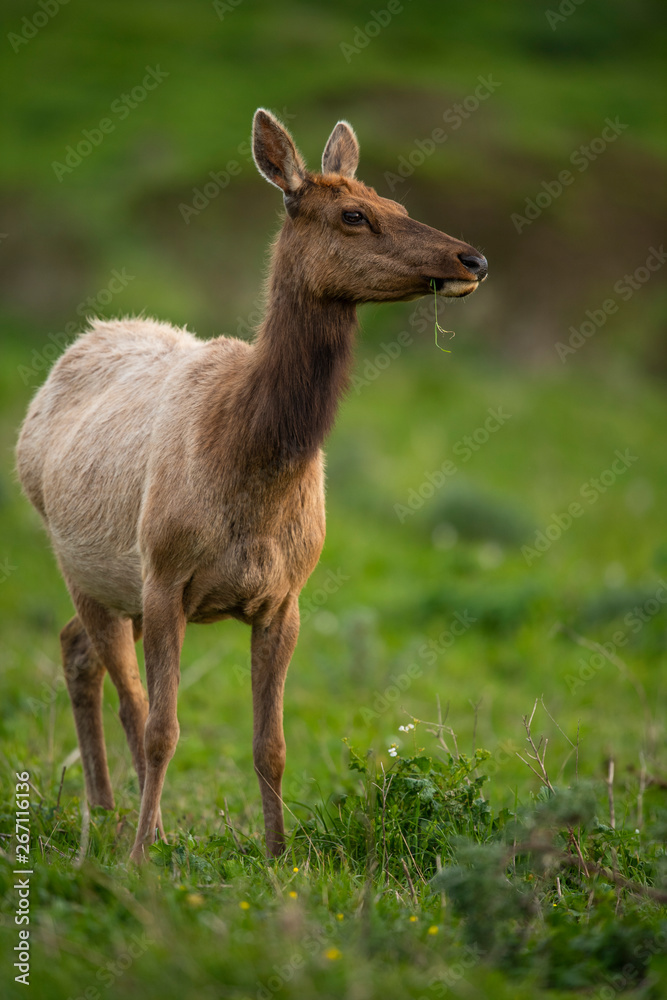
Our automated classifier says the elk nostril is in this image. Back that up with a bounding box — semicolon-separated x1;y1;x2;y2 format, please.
458;253;488;279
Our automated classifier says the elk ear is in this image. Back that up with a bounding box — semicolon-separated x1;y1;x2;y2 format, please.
252;109;306;194
322;121;359;178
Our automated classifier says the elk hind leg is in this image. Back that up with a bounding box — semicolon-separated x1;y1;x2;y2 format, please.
60;616;114;810
129;580;185;863
104;615;166;840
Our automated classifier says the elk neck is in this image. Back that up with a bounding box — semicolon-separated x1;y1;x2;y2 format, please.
232;233;358;469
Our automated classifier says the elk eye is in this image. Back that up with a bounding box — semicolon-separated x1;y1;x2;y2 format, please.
342;210;365;225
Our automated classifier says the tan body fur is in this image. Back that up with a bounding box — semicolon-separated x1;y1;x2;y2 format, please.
20;320;323;624
16;110;487;861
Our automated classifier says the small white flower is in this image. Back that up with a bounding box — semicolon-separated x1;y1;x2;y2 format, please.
388;745;398;757
398;723;415;732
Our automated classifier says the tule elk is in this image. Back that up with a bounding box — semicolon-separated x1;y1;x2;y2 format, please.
16;109;487;861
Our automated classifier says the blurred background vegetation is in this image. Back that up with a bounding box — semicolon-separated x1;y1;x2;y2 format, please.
1;0;665;366
1;2;666;996
1;0;666;798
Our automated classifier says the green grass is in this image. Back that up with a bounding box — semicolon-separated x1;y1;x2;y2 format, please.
1;332;666;997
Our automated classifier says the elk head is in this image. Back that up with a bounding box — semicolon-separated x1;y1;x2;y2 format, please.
252;109;487;304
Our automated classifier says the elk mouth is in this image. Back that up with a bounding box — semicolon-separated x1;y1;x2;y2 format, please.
425;276;480;297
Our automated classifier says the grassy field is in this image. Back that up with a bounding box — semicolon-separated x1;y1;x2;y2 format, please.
1;324;666;998
1;1;666;996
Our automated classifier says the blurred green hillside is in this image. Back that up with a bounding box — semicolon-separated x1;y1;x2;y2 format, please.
1;0;666;364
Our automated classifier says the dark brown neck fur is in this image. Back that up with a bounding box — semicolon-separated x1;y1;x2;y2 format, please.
234;235;357;468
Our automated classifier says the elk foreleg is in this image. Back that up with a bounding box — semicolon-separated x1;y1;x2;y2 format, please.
250;593;299;858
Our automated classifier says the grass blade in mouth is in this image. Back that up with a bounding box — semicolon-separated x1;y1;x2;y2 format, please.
430;278;455;353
